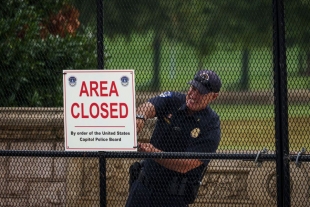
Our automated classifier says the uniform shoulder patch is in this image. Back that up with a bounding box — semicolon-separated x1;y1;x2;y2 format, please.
159;91;172;97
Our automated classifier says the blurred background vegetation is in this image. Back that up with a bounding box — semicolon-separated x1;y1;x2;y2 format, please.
0;0;309;150
0;0;97;106
1;0;309;107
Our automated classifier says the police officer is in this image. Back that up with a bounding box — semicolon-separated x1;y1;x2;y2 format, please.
126;70;222;207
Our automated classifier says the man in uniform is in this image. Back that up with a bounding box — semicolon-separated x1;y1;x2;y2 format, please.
126;70;222;207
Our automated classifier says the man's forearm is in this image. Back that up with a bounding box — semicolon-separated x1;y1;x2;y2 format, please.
138;142;203;173
155;158;203;174
136;102;156;120
136;102;156;134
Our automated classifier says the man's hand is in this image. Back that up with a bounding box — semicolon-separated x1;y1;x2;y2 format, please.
137;142;203;173
138;142;161;153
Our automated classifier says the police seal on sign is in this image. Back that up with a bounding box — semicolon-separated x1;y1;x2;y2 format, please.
68;76;77;86
121;76;129;86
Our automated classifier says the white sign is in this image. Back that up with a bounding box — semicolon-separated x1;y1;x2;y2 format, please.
63;70;137;151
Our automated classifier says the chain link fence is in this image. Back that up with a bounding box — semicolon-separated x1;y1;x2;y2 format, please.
0;0;309;206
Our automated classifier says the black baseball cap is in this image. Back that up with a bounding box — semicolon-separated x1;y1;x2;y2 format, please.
188;70;222;94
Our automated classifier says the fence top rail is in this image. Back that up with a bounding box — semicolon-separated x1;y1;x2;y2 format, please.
1;150;310;162
0;150;278;160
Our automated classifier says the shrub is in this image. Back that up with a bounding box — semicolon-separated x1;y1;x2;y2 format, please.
0;0;97;107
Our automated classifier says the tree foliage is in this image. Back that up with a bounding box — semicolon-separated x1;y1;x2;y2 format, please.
0;0;97;106
104;0;221;90
285;0;310;75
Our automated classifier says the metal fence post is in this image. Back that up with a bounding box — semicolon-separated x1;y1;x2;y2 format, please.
97;0;104;70
99;152;107;207
273;0;290;206
97;0;106;205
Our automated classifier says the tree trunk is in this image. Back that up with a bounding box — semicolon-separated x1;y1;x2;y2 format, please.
305;52;310;76
151;31;161;91
297;49;310;76
198;56;204;70
298;49;304;75
239;49;250;91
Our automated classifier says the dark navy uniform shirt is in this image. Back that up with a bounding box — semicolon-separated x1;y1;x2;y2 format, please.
143;91;221;184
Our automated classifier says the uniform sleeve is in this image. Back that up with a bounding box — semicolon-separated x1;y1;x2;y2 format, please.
148;91;183;117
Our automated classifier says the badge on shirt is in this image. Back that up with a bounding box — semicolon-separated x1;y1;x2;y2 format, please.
164;117;171;124
190;128;200;138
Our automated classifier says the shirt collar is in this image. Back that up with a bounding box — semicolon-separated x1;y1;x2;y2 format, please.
179;103;210;121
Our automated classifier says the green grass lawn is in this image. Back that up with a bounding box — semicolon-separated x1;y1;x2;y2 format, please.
213;104;310;121
105;34;309;151
105;33;309;92
214;104;309;151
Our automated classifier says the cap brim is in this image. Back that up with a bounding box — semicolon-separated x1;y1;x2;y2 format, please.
188;80;209;94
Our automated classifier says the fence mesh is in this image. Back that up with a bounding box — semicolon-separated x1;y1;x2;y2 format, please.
0;0;309;206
